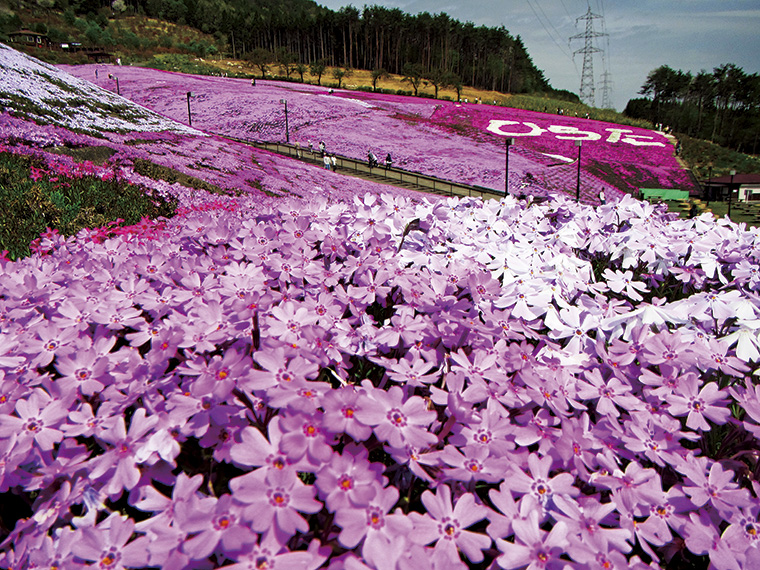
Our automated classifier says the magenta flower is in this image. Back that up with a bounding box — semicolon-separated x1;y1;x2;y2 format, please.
677;455;752;517
321;385;374;442
88;408;158;496
668;376;731;431
495;509;569;570
355;385;437;449
177;493;255;560
409;484;492;563
334;485;414;564
72;513;150;569
230;465;322;536
508;453;578;505
0;388;66;451
316;444;384;511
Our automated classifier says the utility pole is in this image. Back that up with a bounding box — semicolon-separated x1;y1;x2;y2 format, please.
570;7;606;107
505;138;514;195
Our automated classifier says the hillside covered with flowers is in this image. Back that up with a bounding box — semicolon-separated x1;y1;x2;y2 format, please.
1;45;759;570
62;62;696;201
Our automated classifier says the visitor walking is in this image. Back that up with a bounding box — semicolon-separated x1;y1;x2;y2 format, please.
323;154;331;170
598;190;606;205
295;141;301;159
368;150;378;169
385;153;393;170
330;154;337;172
319;141;326;155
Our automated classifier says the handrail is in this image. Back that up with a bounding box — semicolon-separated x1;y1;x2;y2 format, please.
222;135;506;200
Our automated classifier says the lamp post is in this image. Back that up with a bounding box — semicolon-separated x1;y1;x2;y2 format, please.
115;77;120;96
504;137;514;195
706;164;713;207
728;169;736;219
279;99;289;144
575;140;582;202
186;92;192;126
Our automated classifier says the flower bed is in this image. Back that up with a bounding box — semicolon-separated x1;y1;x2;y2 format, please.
0;187;759;569
0;46;759;570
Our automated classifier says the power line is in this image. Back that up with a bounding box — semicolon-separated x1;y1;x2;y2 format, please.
525;0;574;61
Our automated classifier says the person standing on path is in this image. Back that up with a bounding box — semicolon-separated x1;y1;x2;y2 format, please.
330;154;337;172
323;154;332;170
385;153;393;170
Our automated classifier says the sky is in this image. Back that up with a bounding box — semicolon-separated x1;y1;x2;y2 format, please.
314;0;760;112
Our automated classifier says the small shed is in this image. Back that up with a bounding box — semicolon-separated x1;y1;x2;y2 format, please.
704;173;760;203
8;29;50;48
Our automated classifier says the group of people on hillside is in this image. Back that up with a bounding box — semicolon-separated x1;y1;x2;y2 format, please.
293;140;393;174
367;150;393;170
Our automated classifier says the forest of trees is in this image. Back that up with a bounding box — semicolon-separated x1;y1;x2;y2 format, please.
625;63;760;155
33;0;570;97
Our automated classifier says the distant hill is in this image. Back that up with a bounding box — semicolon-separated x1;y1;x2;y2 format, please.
0;0;571;100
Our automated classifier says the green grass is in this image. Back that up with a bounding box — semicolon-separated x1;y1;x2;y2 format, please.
130;158;232;196
680;134;760;179
0;151;178;260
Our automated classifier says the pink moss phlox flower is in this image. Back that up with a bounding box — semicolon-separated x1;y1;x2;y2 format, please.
590;461;663;514
0;388;67;452
177;493;255;560
71;512;150;569
321;385;374;442
552;494;632;556
334;485;413;565
508;452;579;506
676;454;752;518
667;376;732;431
601;268;648;301
355;384;437;449
88;408;159;496
409;483;492;563
494;507;569;570
277;410;335;467
438;443;509;483
683;510;743;570
224;530;329;570
315;444;385;512
246;346;320;392
576;367;641;418
632;486;693;548
230;465;322;536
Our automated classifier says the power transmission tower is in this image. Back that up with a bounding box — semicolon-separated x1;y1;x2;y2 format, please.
570;7;607;107
599;69;613;109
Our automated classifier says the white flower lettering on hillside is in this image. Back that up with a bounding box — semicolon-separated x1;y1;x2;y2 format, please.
547;125;601;141
486;120;666;147
604;128;665;147
486;120;546;137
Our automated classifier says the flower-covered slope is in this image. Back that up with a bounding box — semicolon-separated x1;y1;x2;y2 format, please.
0;45;420;203
0;45;760;570
61;63;696;201
0;44;201;136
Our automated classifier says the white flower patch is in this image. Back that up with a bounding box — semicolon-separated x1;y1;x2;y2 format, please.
0;44;205;136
